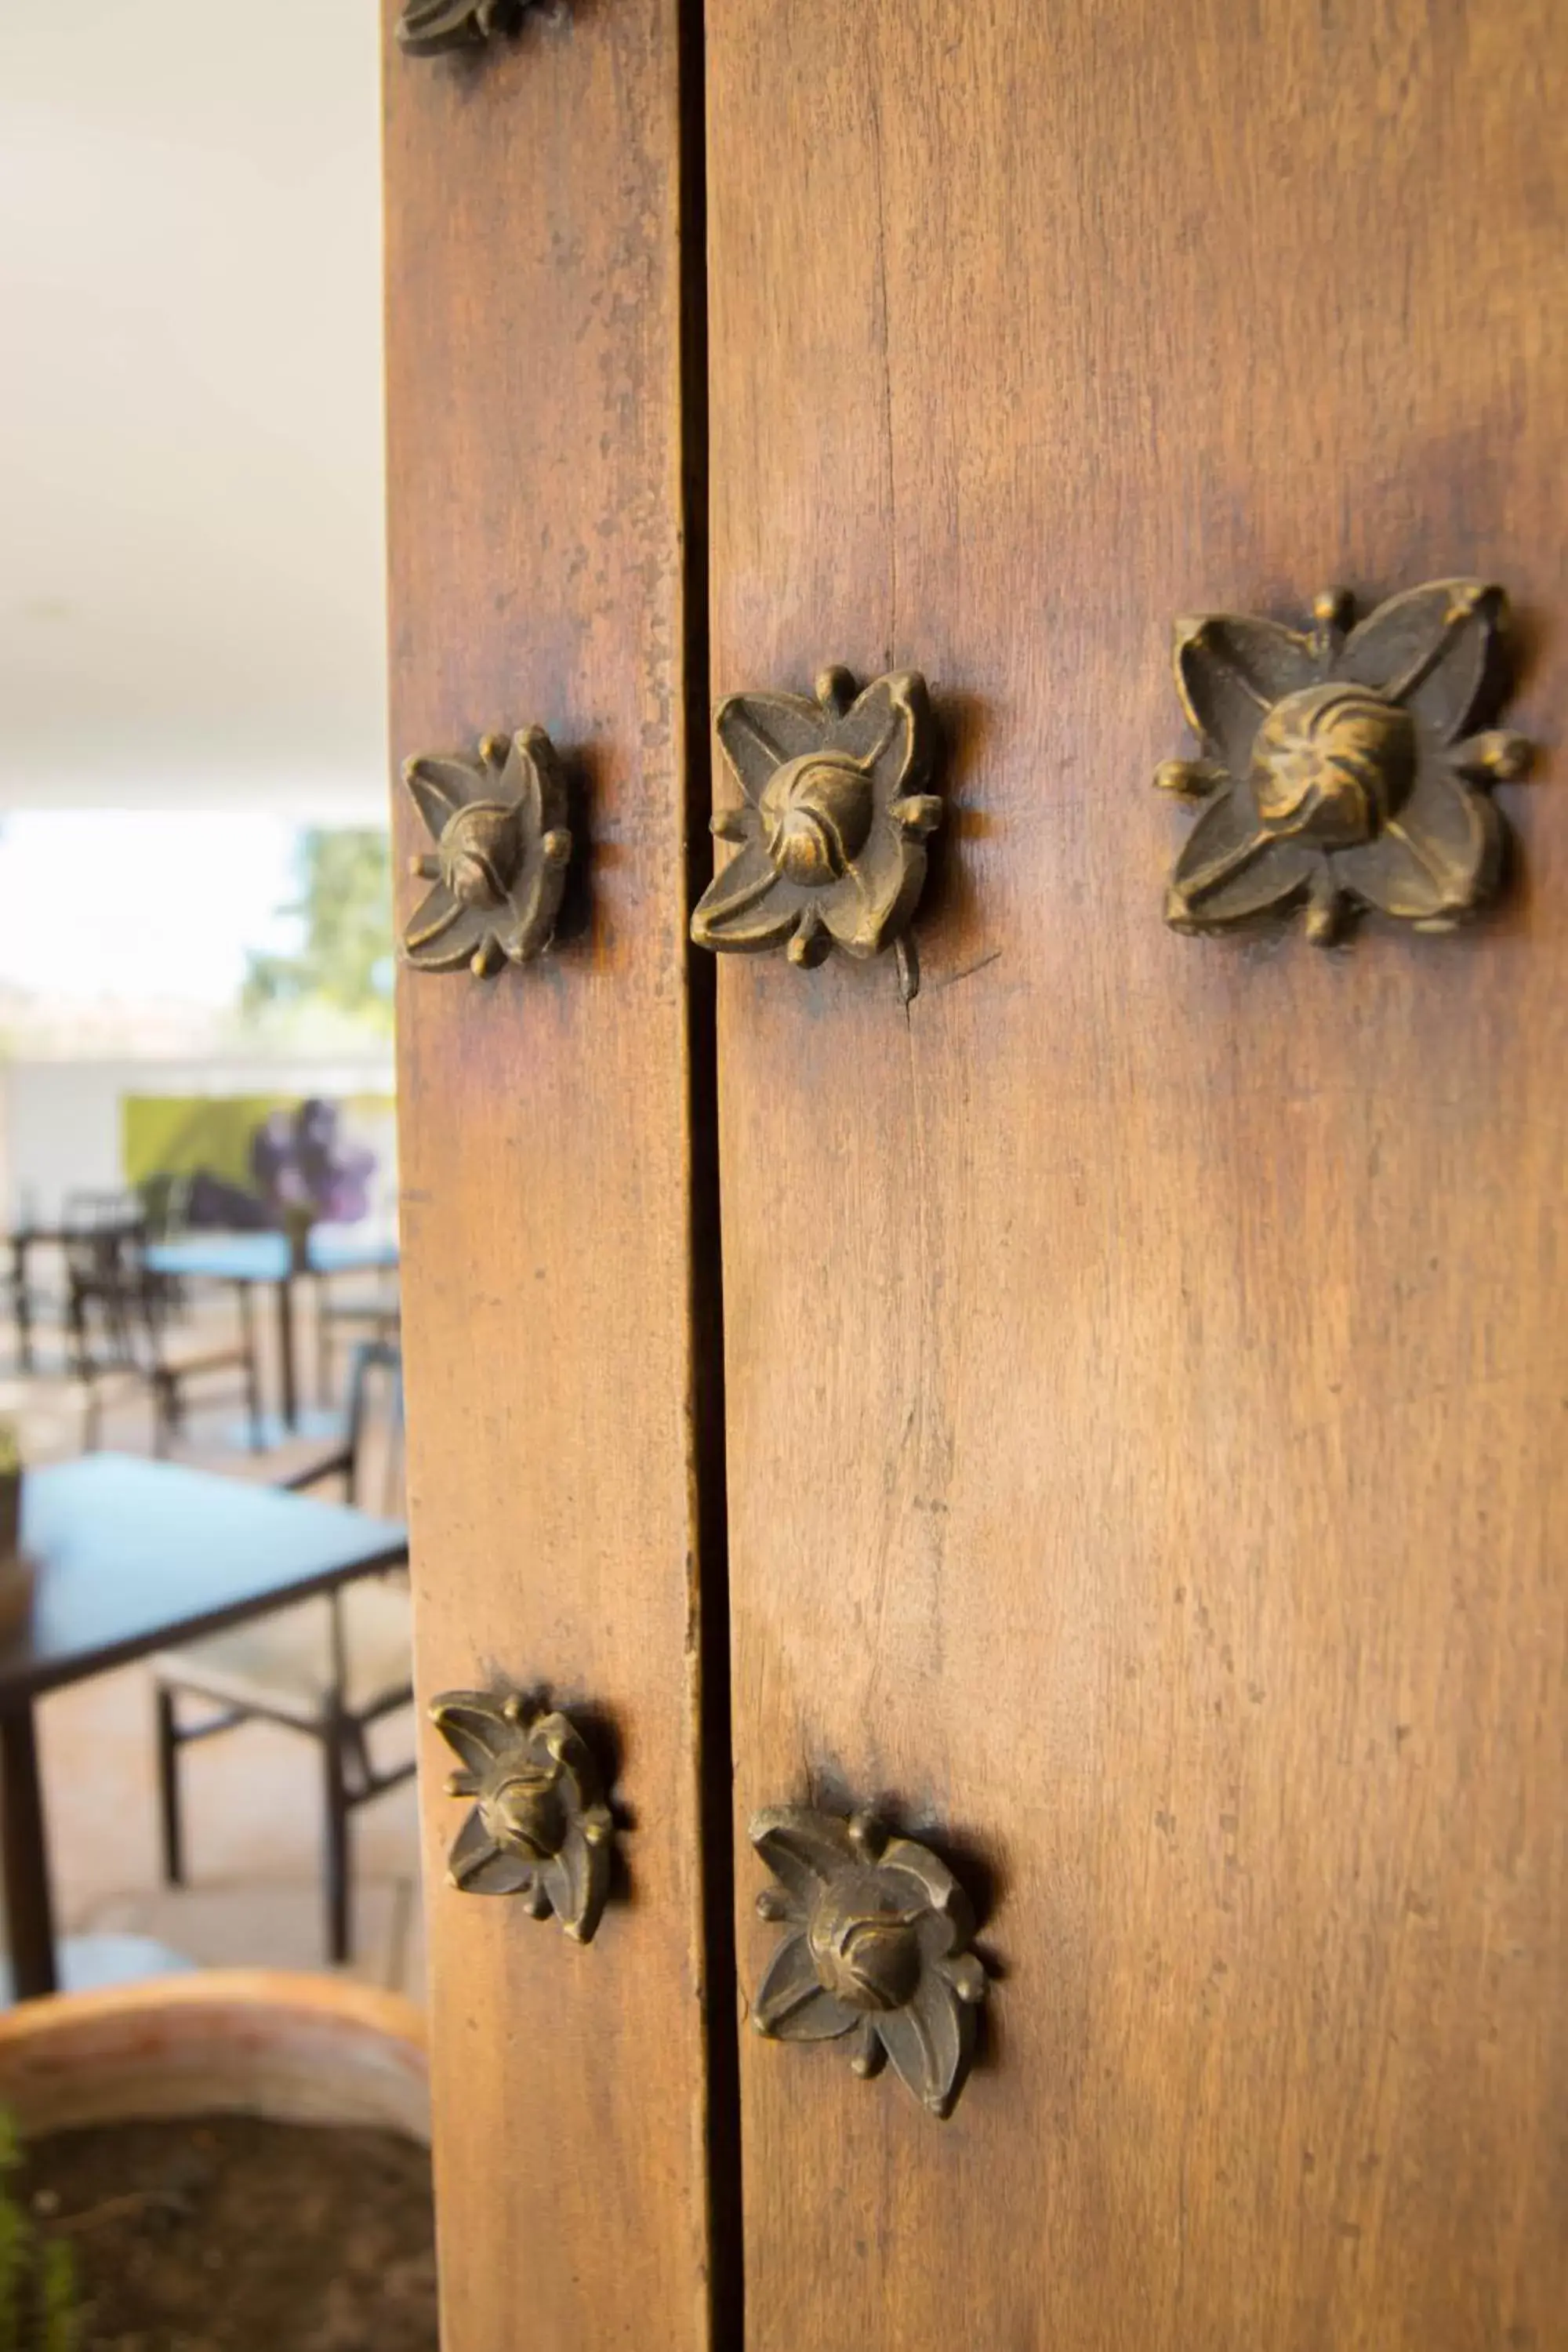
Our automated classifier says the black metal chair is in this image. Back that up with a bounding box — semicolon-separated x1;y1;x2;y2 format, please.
149;1341;412;1964
62;1199;263;1455
5;1219;74;1379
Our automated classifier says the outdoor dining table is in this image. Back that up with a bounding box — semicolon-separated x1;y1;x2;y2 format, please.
145;1224;399;1438
0;1453;409;2002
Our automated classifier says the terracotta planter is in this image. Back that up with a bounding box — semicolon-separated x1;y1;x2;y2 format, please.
0;1971;429;2146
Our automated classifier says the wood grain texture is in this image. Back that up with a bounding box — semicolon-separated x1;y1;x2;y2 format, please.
382;5;715;2344
705;2;1566;2345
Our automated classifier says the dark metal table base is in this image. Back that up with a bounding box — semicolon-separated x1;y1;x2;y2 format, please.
1;1705;56;1998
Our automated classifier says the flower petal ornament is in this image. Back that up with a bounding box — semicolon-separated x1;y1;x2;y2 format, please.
401;725;572;978
1156;579;1533;943
691;666;944;1001
430;1690;614;1944
397;0;538;57
750;1806;989;2118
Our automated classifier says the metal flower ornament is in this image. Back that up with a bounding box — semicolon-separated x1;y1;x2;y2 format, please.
397;0;539;56
691;666;944;1002
1156;579;1533;943
430;1690;614;1944
750;1806;989;2118
401;726;572;979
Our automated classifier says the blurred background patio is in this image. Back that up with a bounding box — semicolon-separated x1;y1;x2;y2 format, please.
0;2;418;2005
0;1269;421;2004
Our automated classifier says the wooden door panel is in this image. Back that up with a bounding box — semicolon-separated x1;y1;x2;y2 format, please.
706;4;1566;2346
383;8;716;2346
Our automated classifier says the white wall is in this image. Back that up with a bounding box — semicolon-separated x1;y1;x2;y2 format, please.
0;1;388;816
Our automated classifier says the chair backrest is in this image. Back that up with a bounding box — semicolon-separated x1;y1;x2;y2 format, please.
342;1338;405;1516
62;1203;138;1370
62;1189;143;1240
60;1201;168;1378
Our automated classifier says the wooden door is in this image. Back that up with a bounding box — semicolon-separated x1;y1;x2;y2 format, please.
705;4;1567;2347
382;6;727;2347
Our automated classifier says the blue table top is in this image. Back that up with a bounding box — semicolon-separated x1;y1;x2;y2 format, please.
4;1454;408;1703
146;1225;399;1284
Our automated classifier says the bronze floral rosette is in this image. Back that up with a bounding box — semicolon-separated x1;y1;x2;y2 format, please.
750;1806;988;2118
430;1690;614;1944
691;666;943;999
397;0;534;56
401;725;572;979
1156;579;1532;942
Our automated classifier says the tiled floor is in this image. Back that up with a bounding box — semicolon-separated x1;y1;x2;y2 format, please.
1;1285;426;2002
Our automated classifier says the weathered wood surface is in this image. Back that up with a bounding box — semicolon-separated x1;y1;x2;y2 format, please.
706;2;1566;2343
384;3;717;2342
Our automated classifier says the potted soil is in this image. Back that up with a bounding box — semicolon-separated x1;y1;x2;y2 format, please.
0;1970;434;2350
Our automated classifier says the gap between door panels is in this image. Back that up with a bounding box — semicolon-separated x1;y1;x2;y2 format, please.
677;0;745;2343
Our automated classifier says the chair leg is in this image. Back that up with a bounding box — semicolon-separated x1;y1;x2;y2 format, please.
315;1276;332;1411
322;1706;352;1965
152;1372;176;1460
239;1287;264;1453
155;1686;184;1886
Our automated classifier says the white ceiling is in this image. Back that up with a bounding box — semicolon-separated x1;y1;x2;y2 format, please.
0;0;388;814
